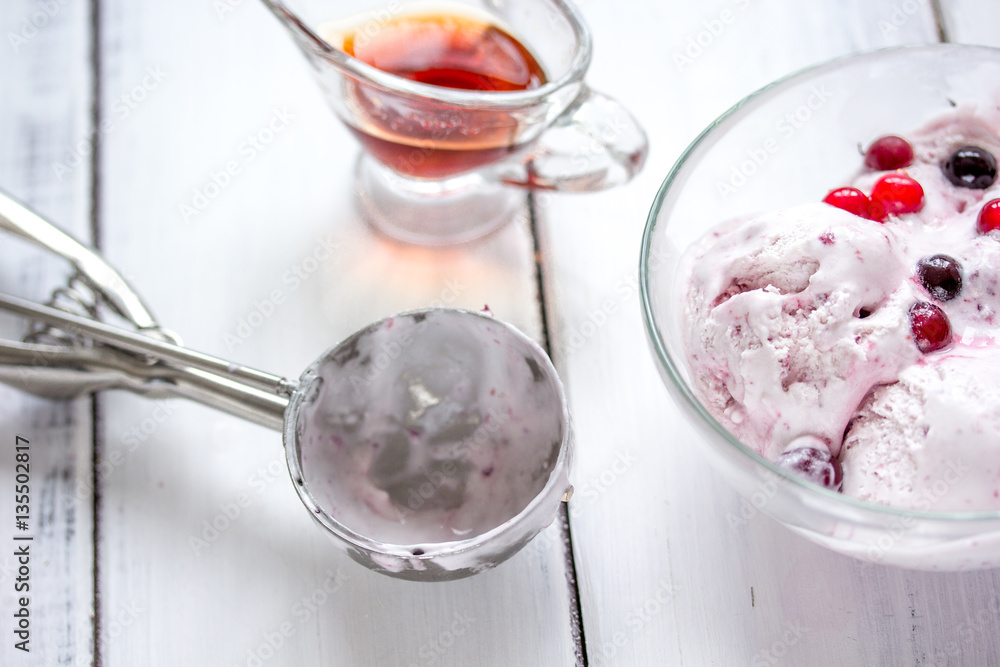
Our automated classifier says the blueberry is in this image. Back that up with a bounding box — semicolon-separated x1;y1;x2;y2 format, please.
917;254;963;301
943;145;997;189
774;446;843;491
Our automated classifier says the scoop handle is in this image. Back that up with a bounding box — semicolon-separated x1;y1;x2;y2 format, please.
0;340;288;430
0;292;293;430
0;190;160;330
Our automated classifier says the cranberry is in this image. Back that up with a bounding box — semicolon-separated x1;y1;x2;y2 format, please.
976;198;1000;234
908;301;952;353
823;187;875;220
870;173;924;217
774;446;843;491
943;145;997;189
916;254;963;301
864;135;914;171
867;197;887;223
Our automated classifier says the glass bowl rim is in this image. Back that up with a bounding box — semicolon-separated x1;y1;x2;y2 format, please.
639;42;1000;524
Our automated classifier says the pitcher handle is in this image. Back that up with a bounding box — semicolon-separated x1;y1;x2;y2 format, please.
497;85;648;192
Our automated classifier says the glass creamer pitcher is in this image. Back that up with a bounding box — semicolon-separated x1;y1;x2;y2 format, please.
260;0;648;244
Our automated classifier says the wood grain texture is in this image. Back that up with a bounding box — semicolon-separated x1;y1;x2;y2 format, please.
537;0;1000;665
92;0;576;665
0;2;96;665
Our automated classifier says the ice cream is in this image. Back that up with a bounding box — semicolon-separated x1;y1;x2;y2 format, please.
841;348;1000;510
680;105;1000;510
683;203;921;460
293;309;568;546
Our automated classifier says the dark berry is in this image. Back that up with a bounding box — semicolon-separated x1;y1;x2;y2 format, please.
823;187;875;220
864;135;914;170
908;301;952;353
916;254;963;301
774;446;843;491
943;145;997;189
976;198;1000;234
870;173;924;217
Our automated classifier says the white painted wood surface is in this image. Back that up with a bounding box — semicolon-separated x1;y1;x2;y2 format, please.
537;0;1000;666
1;0;1000;665
92;1;574;666
939;0;1000;47
0;1;96;665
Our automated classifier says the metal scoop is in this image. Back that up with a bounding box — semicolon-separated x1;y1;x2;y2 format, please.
0;192;573;581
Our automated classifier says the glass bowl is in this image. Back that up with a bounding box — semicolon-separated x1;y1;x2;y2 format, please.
640;44;1000;571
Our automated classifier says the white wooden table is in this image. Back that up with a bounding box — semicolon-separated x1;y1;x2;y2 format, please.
2;1;1000;665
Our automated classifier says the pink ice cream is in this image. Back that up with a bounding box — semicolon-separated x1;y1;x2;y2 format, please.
680;105;1000;510
684;203;921;459
841;348;1000;510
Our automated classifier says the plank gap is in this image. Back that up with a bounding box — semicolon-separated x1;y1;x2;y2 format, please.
89;0;103;250
930;0;950;42
528;191;590;667
89;0;105;664
90;396;104;667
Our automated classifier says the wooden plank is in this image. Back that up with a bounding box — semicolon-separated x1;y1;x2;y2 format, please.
939;0;1000;47
94;0;576;665
0;1;96;665
536;0;996;665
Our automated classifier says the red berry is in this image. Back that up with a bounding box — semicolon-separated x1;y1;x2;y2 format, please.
870;173;924;216
976;198;1000;234
908;301;952;353
823;187;875;220
864;135;914;171
867;197;887;223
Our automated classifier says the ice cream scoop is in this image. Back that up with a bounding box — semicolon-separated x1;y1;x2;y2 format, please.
0;193;572;582
0;295;573;581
